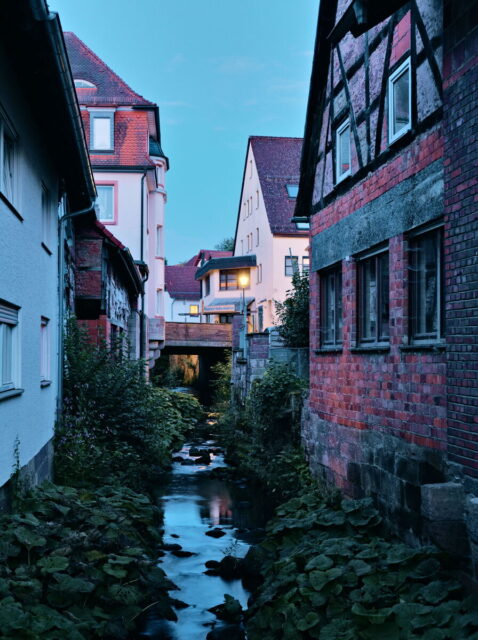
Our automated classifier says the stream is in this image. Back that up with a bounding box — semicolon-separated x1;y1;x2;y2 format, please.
139;432;269;639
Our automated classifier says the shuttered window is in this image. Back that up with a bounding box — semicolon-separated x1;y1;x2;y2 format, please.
0;302;19;392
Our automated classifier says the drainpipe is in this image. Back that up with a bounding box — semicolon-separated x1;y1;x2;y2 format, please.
57;199;96;417
139;172;147;360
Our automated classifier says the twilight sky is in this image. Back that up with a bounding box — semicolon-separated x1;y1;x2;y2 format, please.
50;0;318;264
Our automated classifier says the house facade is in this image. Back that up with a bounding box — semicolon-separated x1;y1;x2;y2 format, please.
0;1;96;504
297;0;477;556
233;136;309;332
65;33;168;366
164;262;201;323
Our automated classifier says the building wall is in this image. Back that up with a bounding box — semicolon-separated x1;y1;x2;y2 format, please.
0;51;59;488
200;268;253;323
164;291;201;322
234;145;309;330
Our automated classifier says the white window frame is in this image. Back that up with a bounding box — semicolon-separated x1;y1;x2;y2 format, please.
0;302;19;394
388;58;412;144
41;185;52;251
96;184;115;222
0;114;17;204
90;110;114;151
156;226;162;257
40;317;50;383
336;119;351;183
256;227;259;247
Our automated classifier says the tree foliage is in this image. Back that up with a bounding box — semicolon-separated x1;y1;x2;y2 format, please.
274;271;309;347
214;236;235;251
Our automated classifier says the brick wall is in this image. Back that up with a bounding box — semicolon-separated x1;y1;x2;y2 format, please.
443;0;478;480
165;321;232;345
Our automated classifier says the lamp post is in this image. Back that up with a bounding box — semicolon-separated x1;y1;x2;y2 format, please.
238;272;250;357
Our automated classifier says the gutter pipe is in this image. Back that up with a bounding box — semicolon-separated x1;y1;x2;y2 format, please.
139;172;147;360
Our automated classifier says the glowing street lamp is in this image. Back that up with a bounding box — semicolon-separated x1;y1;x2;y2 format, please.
238;271;250;355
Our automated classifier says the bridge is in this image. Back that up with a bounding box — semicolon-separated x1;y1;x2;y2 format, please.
160;322;232;403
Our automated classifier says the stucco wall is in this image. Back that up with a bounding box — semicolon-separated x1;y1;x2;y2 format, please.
164;292;200;322
0;51;59;487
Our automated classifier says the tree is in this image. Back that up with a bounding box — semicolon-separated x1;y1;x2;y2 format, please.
214;236;234;251
274;271;309;347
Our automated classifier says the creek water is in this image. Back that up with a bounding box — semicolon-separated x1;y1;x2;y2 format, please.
139;434;268;639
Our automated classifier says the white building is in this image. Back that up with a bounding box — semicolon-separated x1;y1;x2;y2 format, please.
164;262;201;323
0;2;96;506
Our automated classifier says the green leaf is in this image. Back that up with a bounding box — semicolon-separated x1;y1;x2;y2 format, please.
305;555;334;571
419;580;461;604
13;527;46;548
409;558;441;580
102;563;128;579
53;573;95;593
348;559;372;576
296;611;319;631
37;556;69;574
351;603;392;625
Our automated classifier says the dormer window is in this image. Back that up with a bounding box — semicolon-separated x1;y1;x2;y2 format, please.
388;58;411;143
74;79;96;88
336;119;351;182
286;184;299;198
89;110;114;152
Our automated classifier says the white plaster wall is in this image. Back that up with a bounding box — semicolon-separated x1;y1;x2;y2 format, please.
0;54;59;486
233;145;309;330
164;292;200;322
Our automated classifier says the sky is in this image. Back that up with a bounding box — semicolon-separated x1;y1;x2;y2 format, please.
50;0;318;264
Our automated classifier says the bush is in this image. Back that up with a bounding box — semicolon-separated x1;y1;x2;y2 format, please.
0;482;177;639
55;320;202;489
210;350;232;411
274;271;309;347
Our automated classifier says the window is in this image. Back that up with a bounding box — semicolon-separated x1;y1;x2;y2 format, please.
256;228;259;247
74;79;95;88
156;289;163;316
336;119;351;182
220;270;238;290
0;301;19;393
204;275;210;297
286;184;299;198
285;256;299;276
96;185;114;222
258;306;264;332
40;317;50;383
219;314;232;324
388;58;411;143
358;250;390;344
409;226;443;342
249;159;253;178
302;256;310;274
189;304;199;316
0;117;16;203
41;186;52;250
296;221;310;231
256;190;259;208
90;112;114;151
321;265;343;346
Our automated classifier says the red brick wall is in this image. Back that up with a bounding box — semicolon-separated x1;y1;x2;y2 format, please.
309;235;447;450
165;322;232;345
77;316;110;345
443;0;478;478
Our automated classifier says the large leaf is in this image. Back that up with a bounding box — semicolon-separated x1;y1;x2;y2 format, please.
13;527;46;549
37;556;69;574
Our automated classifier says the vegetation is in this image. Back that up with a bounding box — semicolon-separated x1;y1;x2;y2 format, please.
246;491;478;639
0;483;177;639
210;350;232;412
214;236;235;251
275;270;309;347
219;363;310;499
55;320;201;490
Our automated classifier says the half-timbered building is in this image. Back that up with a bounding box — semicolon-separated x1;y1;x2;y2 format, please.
297;0;477;560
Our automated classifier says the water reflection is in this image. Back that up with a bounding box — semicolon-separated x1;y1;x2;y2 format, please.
140;441;267;639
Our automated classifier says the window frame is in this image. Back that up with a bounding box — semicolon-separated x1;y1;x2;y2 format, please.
204;275;210;297
408;224;444;344
320;264;343;347
89;111;115;152
189;304;199;316
357;247;390;346
286;184;299;198
302;256;310;274
95;183;117;224
0;115;17;205
41;185;53;252
0;301;19;394
40;316;51;384
388;58;412;144
285;256;299;276
336;118;351;183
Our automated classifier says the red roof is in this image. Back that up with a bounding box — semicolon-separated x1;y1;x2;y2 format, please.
249;136;305;235
165;265;201;300
186;250;233;267
64;32;155;107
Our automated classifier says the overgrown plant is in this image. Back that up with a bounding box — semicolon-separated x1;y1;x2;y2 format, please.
210;350;232;411
55;320;201;489
274;270;309;347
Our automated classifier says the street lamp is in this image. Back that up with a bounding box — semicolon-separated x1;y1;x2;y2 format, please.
238;271;250;356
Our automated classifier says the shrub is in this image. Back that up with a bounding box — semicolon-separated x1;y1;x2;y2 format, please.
210;350;232;411
274;271;309;347
55;320;202;489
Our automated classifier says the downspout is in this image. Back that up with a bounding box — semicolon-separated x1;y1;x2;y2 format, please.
139;172;147;360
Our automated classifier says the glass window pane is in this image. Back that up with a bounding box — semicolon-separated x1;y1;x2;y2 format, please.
339;125;350;175
379;253;390;339
336;270;343;342
97;185;114;221
3;135;14;200
393;68;410;135
2;324;13;386
361;258;376;340
411;231;440;339
93;117;111;150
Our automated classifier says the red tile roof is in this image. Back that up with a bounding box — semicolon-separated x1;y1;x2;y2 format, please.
185;250;233;267
64;32;155;107
165;265;201;300
249;136;305;235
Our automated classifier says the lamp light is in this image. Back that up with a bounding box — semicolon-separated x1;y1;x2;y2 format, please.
238;272;249;288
